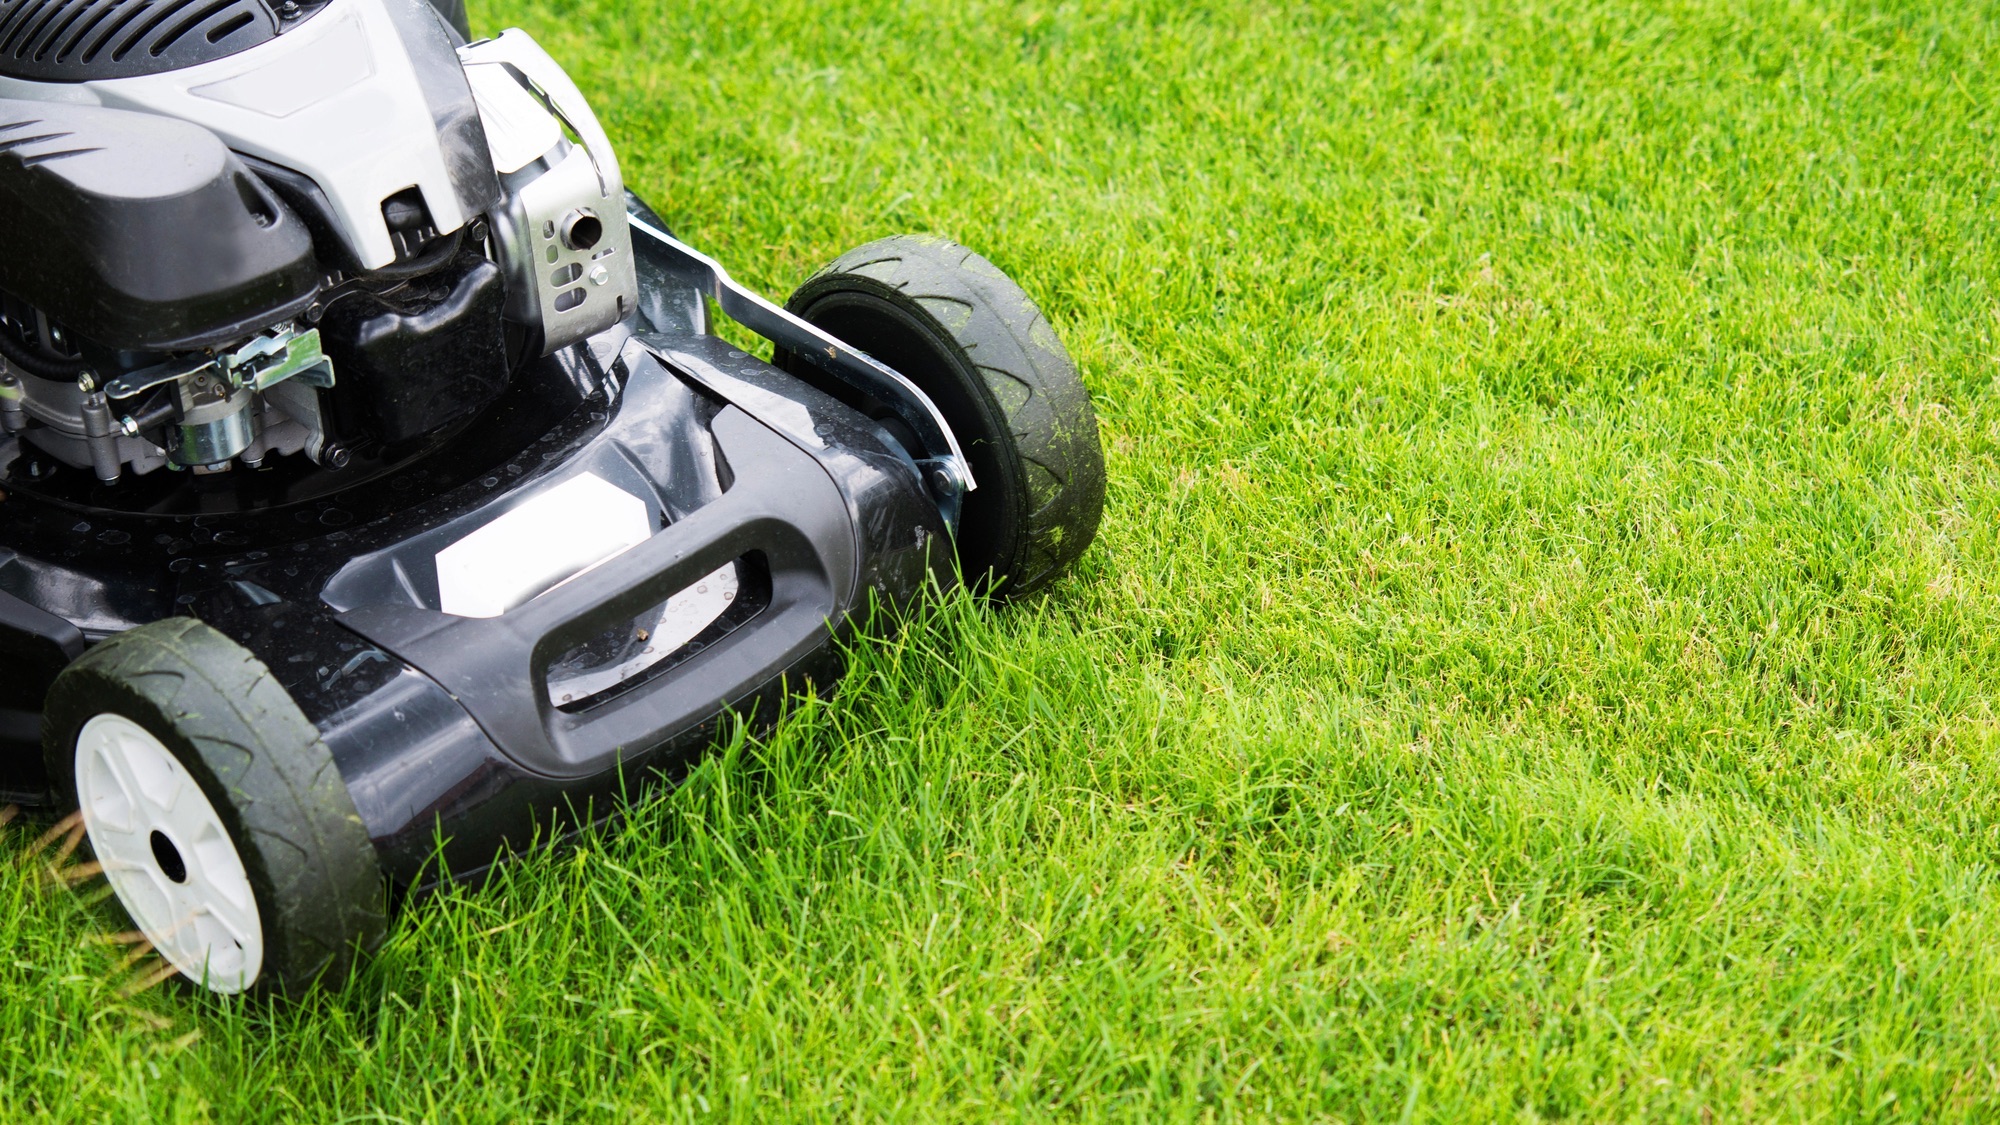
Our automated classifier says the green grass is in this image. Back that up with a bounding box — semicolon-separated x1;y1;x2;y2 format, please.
8;0;2000;1118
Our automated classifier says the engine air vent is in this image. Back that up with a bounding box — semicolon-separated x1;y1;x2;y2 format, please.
0;0;324;83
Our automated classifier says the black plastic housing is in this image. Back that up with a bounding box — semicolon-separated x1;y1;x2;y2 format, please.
0;0;465;83
0;99;319;350
0;0;302;83
0;584;79;801
319;253;510;446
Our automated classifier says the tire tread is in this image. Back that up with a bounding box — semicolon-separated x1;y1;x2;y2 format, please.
786;236;1105;595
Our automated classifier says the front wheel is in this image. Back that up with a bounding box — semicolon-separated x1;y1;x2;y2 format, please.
777;235;1106;598
43;619;386;995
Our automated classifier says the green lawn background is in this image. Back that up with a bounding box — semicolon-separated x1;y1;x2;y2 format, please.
8;0;2000;1119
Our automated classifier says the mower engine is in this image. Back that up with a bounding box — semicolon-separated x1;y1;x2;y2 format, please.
0;0;632;482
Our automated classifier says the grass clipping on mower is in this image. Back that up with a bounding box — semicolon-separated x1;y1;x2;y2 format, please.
15;807;186;997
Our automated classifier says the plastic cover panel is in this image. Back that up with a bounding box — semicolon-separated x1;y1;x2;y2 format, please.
77;0;480;268
0;96;319;349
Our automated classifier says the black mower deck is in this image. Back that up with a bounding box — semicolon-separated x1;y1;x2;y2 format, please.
0;228;949;889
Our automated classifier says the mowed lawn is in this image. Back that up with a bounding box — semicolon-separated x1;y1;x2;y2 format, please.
8;0;2000;1118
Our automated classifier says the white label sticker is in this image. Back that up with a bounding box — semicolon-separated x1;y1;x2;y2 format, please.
435;472;652;618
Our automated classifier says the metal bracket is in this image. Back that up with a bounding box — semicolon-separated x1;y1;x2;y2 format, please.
458;31;639;355
102;359;204;402
459;30;622;199
225;328;335;393
103;327;334;402
626;216;975;511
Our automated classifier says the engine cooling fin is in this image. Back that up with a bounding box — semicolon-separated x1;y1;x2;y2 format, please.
0;0;323;82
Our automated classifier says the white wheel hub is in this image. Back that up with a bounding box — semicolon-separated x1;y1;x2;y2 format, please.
74;714;264;993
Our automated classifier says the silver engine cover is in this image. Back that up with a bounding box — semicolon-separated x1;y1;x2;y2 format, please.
0;0;638;480
0;0;634;350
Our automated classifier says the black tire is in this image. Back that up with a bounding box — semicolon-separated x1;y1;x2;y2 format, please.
777;235;1105;597
43;618;386;994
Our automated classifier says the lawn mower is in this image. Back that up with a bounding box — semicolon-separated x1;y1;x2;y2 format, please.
0;0;1104;995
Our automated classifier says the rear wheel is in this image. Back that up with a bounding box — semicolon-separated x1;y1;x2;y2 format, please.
777;235;1105;597
43;618;386;994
